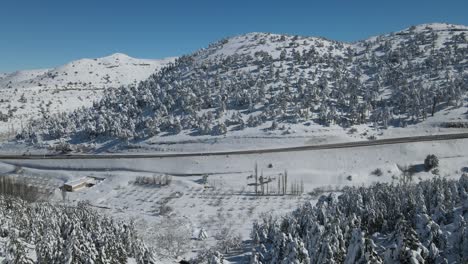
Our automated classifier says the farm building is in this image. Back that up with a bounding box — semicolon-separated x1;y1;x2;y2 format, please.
62;177;99;192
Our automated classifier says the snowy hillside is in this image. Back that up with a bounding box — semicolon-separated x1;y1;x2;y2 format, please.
0;53;175;89
0;68;51;88
20;23;466;147
198;32;349;61
0;54;175;138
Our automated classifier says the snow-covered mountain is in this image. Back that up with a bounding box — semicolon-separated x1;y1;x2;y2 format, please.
0;53;175;89
15;23;468;143
0;69;53;89
0;53;175;137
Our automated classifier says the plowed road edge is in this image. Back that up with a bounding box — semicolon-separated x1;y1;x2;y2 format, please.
1;133;467;160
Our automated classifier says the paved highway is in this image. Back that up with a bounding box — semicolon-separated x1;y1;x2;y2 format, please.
0;133;467;160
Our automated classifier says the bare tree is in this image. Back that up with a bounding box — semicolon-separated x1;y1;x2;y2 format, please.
215;226;242;254
0;176;53;202
397;164;414;186
150;217;191;258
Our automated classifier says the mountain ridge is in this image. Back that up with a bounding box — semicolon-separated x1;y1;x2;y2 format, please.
0;53;176;137
0;53;176;90
11;23;468;144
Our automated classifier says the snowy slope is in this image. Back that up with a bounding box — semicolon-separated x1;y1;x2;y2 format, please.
0;53;175;138
0;53;175;89
0;68;51;88
199;32;349;61
21;23;467;151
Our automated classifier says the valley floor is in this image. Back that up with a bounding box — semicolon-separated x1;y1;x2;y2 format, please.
1;135;467;262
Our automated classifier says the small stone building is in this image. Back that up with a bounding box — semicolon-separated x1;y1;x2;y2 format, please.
62;177;96;192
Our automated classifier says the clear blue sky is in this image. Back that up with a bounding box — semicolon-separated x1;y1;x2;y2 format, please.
0;0;467;72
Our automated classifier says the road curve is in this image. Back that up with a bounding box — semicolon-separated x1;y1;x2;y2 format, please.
1;133;468;160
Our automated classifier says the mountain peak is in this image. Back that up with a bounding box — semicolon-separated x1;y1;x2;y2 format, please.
403;22;468;32
103;53;132;60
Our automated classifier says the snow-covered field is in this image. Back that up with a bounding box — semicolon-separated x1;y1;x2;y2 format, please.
2;137;467;261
